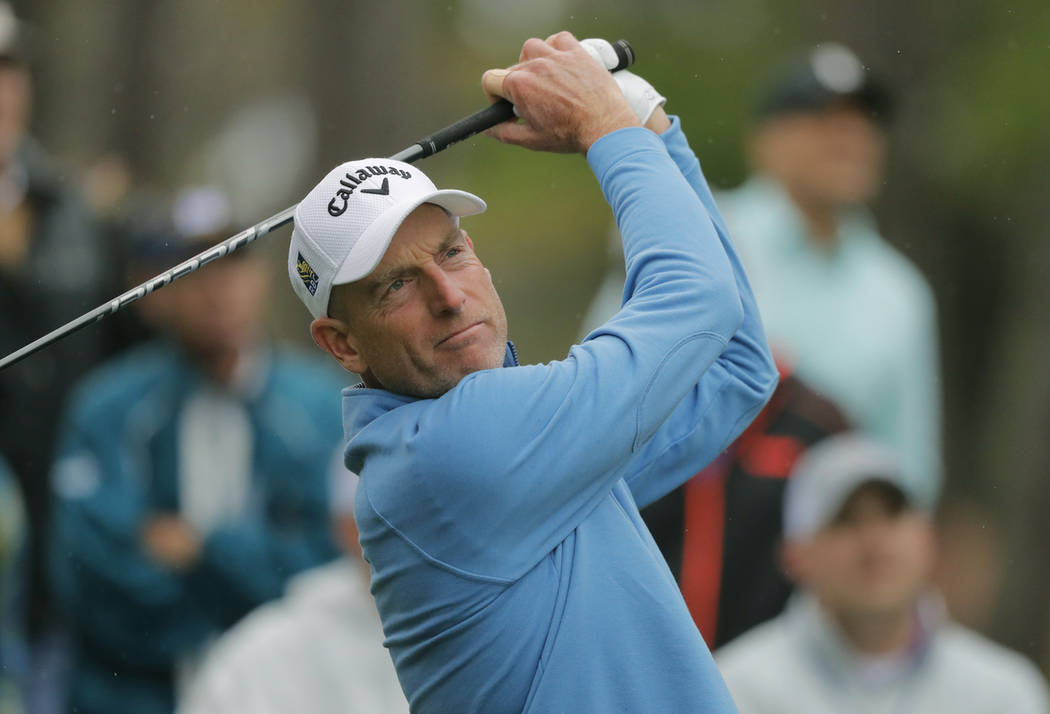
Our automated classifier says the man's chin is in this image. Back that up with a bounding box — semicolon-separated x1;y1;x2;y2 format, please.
378;367;477;400
445;360;499;389
446;337;505;370
375;341;507;398
427;353;505;396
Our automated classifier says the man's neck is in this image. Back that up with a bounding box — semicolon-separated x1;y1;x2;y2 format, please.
189;344;254;389
783;184;839;250
833;606;917;656
359;369;383;390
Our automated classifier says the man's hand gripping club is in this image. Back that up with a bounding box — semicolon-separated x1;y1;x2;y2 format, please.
481;32;643;154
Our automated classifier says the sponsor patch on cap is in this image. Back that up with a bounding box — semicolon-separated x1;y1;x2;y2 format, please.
296;252;319;295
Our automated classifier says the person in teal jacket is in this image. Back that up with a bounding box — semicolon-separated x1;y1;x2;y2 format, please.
48;188;344;714
291;34;778;713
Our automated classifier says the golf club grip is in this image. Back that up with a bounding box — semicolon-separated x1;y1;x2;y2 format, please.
410;101;516;160
407;39;635;161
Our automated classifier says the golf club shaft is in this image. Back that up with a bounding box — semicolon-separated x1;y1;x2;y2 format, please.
0;39;635;372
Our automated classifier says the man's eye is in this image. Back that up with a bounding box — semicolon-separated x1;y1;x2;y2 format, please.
390;278;405;292
445;247;462;259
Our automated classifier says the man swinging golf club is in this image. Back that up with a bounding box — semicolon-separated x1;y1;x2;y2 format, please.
289;32;778;713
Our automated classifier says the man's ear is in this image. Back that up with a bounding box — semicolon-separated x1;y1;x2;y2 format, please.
310;317;368;375
779;539;807;586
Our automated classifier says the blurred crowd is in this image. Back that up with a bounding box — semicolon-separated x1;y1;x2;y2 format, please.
0;2;1046;713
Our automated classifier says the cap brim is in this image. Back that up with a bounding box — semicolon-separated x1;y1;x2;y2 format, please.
331;188;486;287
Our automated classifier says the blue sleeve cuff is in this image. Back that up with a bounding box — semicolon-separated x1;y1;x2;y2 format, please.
657;115;686;153
585;125;670;182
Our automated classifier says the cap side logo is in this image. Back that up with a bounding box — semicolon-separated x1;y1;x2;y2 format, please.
296;252;319;295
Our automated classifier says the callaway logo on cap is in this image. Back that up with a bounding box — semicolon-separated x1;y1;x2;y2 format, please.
287;158;487;320
326;164;413;217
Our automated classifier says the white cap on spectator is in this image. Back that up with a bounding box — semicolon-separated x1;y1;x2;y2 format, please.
783;433;928;541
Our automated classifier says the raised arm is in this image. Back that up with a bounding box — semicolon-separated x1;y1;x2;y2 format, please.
349;33;775;580
619;115;778;507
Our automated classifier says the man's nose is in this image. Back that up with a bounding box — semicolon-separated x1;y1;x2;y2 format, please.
424;267;466;315
856;513;895;546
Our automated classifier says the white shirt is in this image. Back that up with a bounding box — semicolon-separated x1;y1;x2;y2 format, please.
716;594;1050;714
178;558;409;714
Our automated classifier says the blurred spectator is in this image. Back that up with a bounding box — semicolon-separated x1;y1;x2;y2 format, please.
1;455;27;714
178;461;408;714
716;433;1049;713
0;3;137;689
641;362;849;648
79;152;160;350
717;43;942;505
48;187;346;714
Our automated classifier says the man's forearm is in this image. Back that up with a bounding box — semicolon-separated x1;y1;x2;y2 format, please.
660;115;776;384
612;117;778;506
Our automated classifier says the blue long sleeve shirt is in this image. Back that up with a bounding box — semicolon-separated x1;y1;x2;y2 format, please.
344;118;778;713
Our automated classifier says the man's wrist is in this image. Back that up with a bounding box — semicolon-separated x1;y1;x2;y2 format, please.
645;108;671;134
586;123;668;174
581;109;643;152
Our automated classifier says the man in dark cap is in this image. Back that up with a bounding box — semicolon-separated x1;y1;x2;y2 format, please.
718;42;942;507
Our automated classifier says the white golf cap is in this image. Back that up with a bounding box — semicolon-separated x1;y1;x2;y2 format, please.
783;432;929;541
288;158;486;319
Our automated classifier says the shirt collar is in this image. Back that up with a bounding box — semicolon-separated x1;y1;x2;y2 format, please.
788;590;946;682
